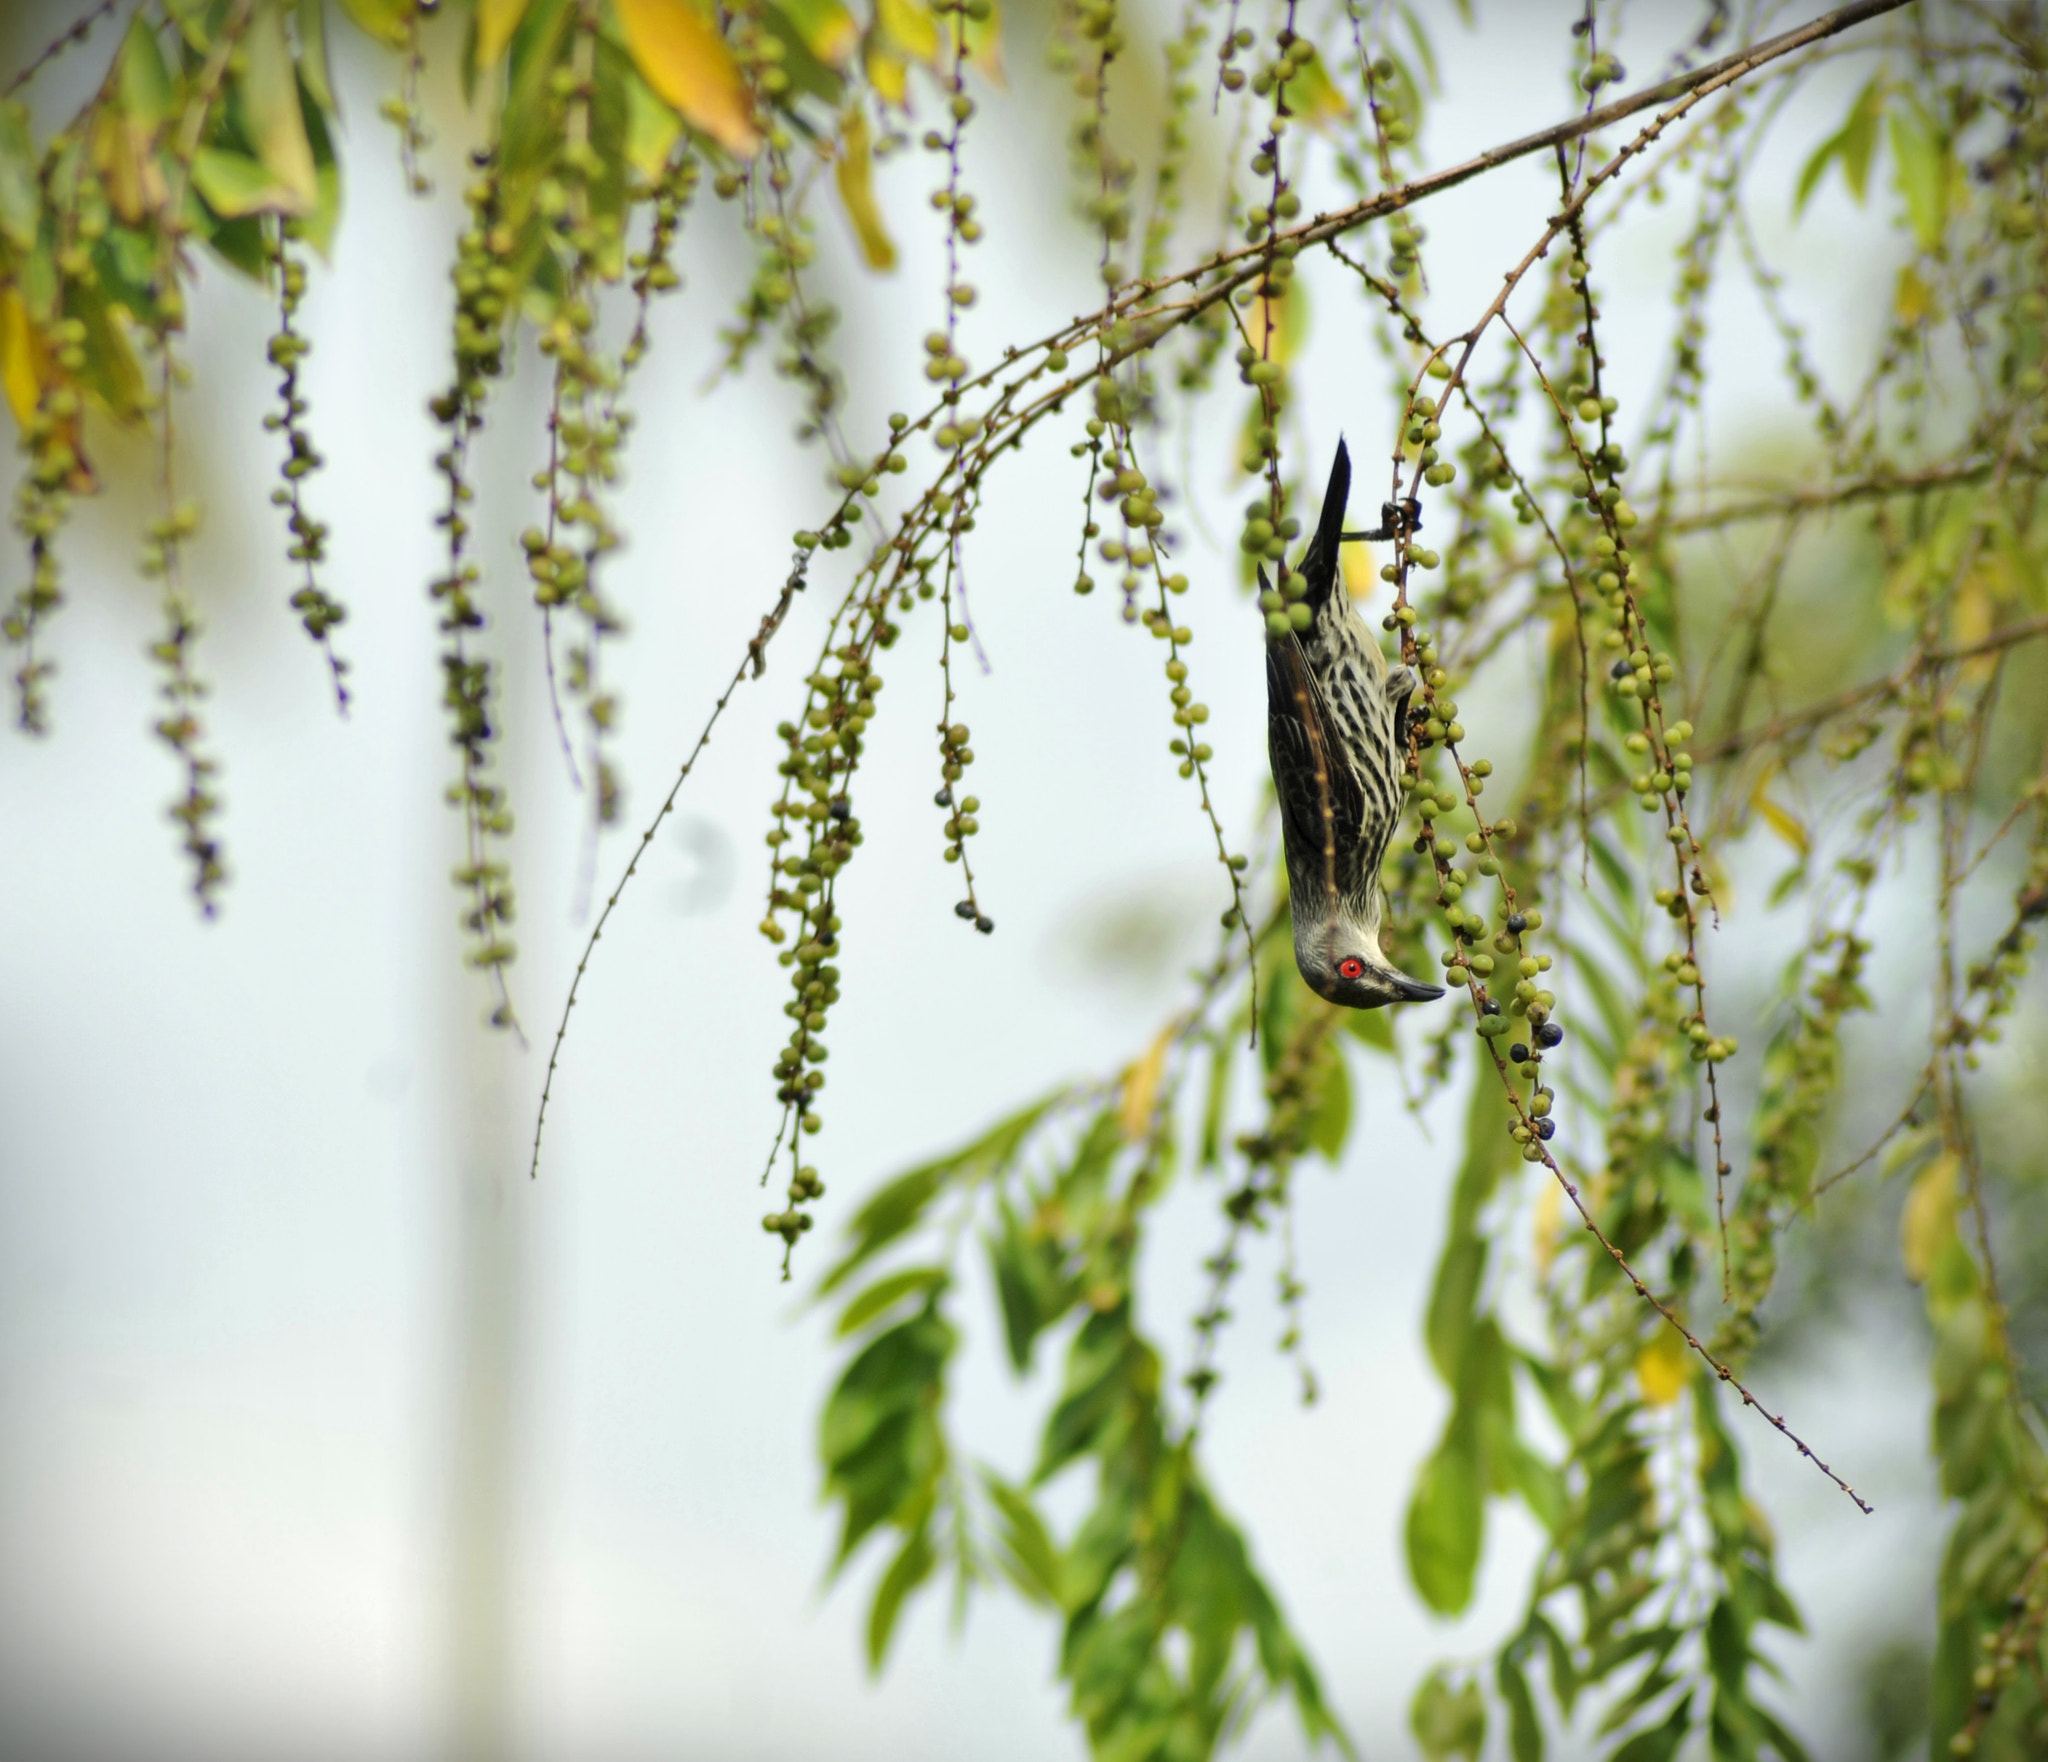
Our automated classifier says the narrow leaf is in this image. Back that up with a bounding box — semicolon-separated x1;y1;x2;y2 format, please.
866;1521;936;1670
115;14;176;126
476;0;533;72
1118;1023;1171;1140
1304;1042;1351;1161
0;286;42;430
1901;1149;1959;1283
981;1471;1065;1607
1606;1691;1690;1762
190;147;298;218
296;0;338;114
1405;1434;1483;1615
0;104;40;253
836;1265;947;1335
239;1;319;213
1888;107;1948;254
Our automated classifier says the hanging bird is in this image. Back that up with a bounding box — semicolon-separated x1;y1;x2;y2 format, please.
1263;439;1444;1011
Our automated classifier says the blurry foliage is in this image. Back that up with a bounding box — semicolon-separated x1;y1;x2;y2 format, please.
8;0;2048;1756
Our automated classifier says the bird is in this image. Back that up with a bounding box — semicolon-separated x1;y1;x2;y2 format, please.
1263;439;1445;1011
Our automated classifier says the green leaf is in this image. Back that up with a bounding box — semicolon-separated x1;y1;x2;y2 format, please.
1259;947;1302;1071
826;1407;939;1566
820;1304;953;1470
0;104;39;254
866;1520;936;1671
190;148;297;218
1794;77;1882;215
623;66;683;180
1518;1349;1583;1439
1605;1691;1689;1762
986;1199;1071;1372
1406;1433;1483;1615
1504;1435;1564;1533
836;1264;947;1336
1498;1651;1544;1762
1598;1635;1684;1735
1426;1231;1486;1384
115;15;176;127
1411;1666;1486;1761
818;1089;1061;1295
68;281;148;420
1036;1308;1142;1482
1198;1034;1232;1168
1304;1041;1351;1160
296;0;338;113
981;1471;1065;1607
1343;1002;1394;1052
1888;106;1949;254
1655;1146;1712;1241
1564;939;1633;1065
1749;1700;1814;1762
298;91;343;256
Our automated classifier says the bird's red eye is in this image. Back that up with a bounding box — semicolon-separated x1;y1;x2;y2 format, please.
1338;957;1366;981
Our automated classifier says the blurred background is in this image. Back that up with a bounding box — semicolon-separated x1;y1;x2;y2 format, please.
0;2;1997;1756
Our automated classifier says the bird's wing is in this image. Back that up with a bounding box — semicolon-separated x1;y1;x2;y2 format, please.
1266;631;1369;911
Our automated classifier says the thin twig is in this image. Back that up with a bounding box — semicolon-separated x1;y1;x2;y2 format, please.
529;553;808;1179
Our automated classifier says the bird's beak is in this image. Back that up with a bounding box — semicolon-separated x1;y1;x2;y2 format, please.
1389;970;1445;1003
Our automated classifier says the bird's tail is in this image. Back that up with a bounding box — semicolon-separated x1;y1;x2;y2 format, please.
1294;438;1351;612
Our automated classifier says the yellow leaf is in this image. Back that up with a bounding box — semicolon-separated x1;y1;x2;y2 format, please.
1895;263;1934;324
1902;1149;1959;1283
613;0;759;157
1118;1026;1172;1142
0;286;41;430
964;0;1002;81
1634;1327;1691;1407
876;0;940;64
866;41;907;107
1953;562;2005;683
1754;796;1807;854
1749;769;1808;856
475;0;533;72
1242;283;1308;367
833;107;896;270
89;110;167;225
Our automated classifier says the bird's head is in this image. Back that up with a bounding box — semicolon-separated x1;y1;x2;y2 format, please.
1298;931;1445;1011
